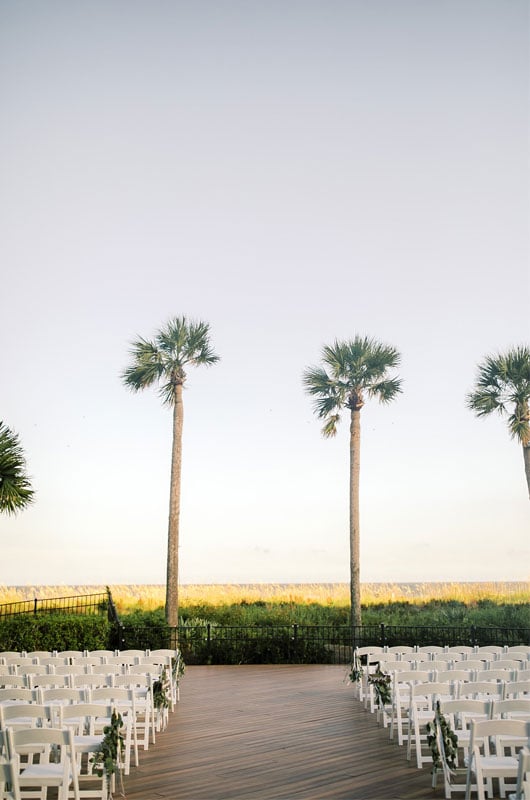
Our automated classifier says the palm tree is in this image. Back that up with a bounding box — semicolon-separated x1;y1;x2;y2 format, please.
0;421;35;515
303;337;402;627
122;316;220;626
467;345;530;499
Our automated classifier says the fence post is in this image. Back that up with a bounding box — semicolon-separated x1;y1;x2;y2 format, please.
34;598;38;615
470;624;477;647
380;623;386;647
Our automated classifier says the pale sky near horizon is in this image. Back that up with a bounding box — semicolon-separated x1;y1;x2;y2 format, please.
1;0;529;587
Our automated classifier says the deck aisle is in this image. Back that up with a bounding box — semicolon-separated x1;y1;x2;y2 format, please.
123;665;436;799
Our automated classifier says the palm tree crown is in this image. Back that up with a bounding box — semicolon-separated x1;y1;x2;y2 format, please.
467;345;530;499
467;345;530;445
303;337;402;434
122;316;220;399
0;421;35;515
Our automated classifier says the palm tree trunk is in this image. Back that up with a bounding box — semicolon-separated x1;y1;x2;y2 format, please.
350;408;362;628
523;442;530;497
166;383;183;628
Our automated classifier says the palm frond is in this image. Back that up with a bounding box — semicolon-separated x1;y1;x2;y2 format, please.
468;345;530;445
0;421;35;515
368;377;403;404
322;414;341;438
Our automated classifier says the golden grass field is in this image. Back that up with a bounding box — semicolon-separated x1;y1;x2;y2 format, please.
0;582;528;612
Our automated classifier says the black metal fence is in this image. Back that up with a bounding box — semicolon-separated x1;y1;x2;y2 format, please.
0;591;111;619
116;622;530;664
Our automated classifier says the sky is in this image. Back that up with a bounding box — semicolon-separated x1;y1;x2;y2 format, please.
0;0;529;587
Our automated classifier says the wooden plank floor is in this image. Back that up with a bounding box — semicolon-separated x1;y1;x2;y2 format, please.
123;665;441;799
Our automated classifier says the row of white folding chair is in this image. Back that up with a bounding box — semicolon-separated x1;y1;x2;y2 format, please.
431;710;530;799
407;684;530;771
0;674;156;752
0;694;139;779
1;706;125;799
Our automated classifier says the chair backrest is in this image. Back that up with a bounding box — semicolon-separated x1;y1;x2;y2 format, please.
469;718;530;756
116;650;146;658
504;681;530;699
456;681;505;699
87;650;116;659
27;673;70;690
25;652;52;661
0;676;27;689
71;674;113;689
436;669;475;683
0;687;37;704
37;687;87;705
385;646;414;655
410;682;452;705
476;669;516;682
0;757;22;800
476;646;504;655
56;651;85;659
439;698;492;727
59;702;113;733
416;645;445;655
0;702;52;730
490;699;530;720
496;658;526;670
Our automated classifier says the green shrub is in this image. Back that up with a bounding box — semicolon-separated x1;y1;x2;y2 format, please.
0;613;110;651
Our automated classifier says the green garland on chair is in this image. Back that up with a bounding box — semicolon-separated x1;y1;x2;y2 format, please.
348;650;363;684
153;666;171;710
367;666;392;708
426;700;458;775
91;710;126;797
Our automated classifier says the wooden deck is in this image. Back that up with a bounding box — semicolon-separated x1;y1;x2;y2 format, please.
123;665;441;799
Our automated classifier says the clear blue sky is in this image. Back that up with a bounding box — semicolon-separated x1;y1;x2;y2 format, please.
1;0;528;586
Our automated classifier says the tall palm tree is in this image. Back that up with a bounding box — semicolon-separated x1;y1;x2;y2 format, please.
0;421;35;515
303;337;402;627
467;345;530;499
122;316;220;626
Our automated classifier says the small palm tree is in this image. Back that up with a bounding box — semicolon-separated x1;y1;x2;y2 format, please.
122;316;220;626
0;421;34;515
303;337;402;627
467;345;530;499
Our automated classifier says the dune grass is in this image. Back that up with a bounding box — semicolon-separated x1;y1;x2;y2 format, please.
1;582;527;629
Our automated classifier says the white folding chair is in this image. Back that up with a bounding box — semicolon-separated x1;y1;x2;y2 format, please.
407;682;455;768
6;726;81;800
0;758;22;800
59;703;115;799
112;673;155;748
88;687;138;775
465;718;530;800
389;670;432;746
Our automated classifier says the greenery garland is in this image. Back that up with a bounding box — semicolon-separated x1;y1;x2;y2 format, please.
367;666;391;708
426;701;459;775
348;650;363;684
152;666;171;710
172;652;185;686
91;710;126;798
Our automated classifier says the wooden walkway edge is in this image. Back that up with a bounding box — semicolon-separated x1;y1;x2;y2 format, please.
123;665;439;799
